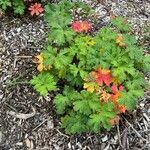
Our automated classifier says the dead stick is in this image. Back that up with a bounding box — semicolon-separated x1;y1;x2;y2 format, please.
123;116;148;142
7;107;36;120
15;56;32;59
117;125;125;149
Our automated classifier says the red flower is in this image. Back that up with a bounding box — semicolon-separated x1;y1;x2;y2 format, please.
28;3;44;16
119;85;124;91
111;85;118;94
92;68;112;86
111;84;124;94
116;104;126;113
110;84;124;101
110;92;120;102
72;21;92;32
72;21;82;32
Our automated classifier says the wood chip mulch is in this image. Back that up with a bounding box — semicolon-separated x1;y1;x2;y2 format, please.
0;0;150;149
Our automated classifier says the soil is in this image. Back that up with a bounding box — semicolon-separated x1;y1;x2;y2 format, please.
0;0;150;150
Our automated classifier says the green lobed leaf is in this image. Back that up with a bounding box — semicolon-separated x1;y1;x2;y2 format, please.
30;72;57;96
0;0;11;10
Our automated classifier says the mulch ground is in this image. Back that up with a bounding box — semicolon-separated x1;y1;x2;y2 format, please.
0;0;150;150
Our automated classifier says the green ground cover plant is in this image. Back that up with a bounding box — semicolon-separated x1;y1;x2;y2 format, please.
0;0;25;14
30;0;150;134
0;0;44;15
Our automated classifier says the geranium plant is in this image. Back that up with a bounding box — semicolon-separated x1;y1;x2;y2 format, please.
30;0;150;134
0;0;25;14
0;0;44;15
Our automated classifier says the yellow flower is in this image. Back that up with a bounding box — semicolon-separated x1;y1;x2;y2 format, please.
116;34;126;47
85;36;96;46
37;63;44;72
83;82;96;93
35;54;43;64
87;40;96;46
35;53;52;72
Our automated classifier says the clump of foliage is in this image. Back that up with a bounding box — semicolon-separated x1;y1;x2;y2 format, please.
0;0;44;15
0;0;25;14
30;0;150;134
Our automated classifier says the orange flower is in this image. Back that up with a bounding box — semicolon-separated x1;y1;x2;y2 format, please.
80;21;92;32
28;3;44;16
110;92;120;102
92;68;112;86
110;84;124;102
109;115;120;126
100;91;111;102
116;34;126;47
116;104;126;113
34;53;51;72
72;21;92;32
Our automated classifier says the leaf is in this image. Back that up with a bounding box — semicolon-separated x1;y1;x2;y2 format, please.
73;100;91;115
97;27;117;41
109;115;120;126
88;100;101;112
143;55;150;72
80;70;88;79
13;0;25;15
58;67;66;78
124;34;137;46
54;94;70;114
30;72;57;96
64;29;76;42
54;52;72;70
88;102;116;132
43;46;57;67
111;16;130;32
49;28;66;45
69;64;80;77
73;90;100;115
119;77;145;110
112;64;136;81
116;34;126;47
61;112;88;134
0;0;11;10
45;1;74;45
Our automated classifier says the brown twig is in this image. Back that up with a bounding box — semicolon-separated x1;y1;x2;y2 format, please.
55;128;69;138
121;128;128;150
15;55;32;59
117;125;125;149
32;119;48;131
123;116;148;142
7;107;36;120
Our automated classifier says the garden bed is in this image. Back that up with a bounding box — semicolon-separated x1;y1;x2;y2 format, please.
0;0;150;149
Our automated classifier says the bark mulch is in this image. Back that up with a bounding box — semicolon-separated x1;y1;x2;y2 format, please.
0;0;150;149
